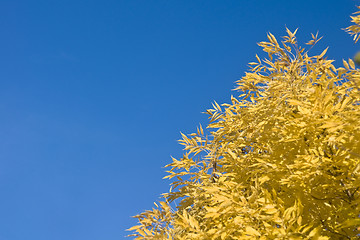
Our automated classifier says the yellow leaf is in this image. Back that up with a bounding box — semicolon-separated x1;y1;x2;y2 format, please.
306;40;315;45
319;47;328;58
259;175;270;184
127;225;142;231
298;106;311;115
137;228;147;237
308;227;319;238
188;215;200;230
286;27;297;38
143;228;153;236
263;204;278;214
256;54;261;63
221;232;227;239
287;99;303;106
319;121;340;129
336;219;360;229
349;58;355;69
245;226;261;236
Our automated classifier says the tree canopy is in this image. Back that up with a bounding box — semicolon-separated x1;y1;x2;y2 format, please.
128;7;360;240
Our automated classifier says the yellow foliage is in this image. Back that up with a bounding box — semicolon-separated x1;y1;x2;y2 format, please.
128;7;360;240
345;6;360;43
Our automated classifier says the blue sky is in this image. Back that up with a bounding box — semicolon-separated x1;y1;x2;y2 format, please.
0;0;358;239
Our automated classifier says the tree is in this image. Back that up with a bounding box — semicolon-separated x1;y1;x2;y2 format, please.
128;7;360;240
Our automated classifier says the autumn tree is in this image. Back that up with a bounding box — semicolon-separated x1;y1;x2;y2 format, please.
128;7;360;240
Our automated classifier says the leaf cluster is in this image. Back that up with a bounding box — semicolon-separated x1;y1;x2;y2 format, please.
345;6;360;43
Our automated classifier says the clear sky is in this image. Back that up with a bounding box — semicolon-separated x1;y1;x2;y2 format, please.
0;0;358;239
